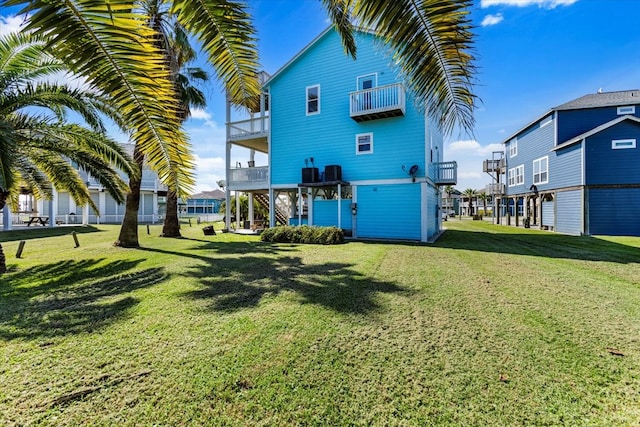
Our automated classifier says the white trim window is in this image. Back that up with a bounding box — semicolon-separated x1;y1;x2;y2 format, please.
532;156;548;185
356;133;373;154
617;106;635;115
509;138;518;157
612;139;636;149
508;165;524;187
306;85;320;115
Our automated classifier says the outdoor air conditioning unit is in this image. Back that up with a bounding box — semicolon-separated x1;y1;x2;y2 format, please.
301;167;319;183
324;165;342;181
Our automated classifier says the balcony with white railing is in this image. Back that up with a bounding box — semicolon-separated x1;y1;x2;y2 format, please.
228;166;269;190
485;182;505;195
349;83;406;122
432;161;457;185
227;115;269;152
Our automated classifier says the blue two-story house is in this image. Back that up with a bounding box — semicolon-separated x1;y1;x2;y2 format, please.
501;89;640;236
223;27;456;241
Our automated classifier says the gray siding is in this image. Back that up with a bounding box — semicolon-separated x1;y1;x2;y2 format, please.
541;201;554;228
588;188;640;236
555;190;583;235
506;117;555;195
553;143;582;188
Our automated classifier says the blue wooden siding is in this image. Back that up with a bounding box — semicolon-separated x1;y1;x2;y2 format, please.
553;142;582;188
587;188;640;236
268;30;428;186
313;199;353;230
426;185;438;237
584;120;640;185
506;116;555;194
356;183;421;240
557;106;640;143
541;201;554;227
555;190;582;235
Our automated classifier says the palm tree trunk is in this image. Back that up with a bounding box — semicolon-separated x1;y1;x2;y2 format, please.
0;193;8;274
161;190;181;237
115;146;144;247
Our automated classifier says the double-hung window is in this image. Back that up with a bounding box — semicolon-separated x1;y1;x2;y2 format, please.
356;133;373;154
532;156;548;184
306;85;320;115
509;138;518;157
508;165;524;187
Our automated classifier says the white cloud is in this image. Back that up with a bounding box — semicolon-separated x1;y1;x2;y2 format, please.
444;139;505;191
0;15;26;36
481;13;504;26
190;108;212;121
481;0;578;8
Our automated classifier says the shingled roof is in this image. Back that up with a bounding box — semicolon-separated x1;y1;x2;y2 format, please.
189;189;225;200
553;89;640;111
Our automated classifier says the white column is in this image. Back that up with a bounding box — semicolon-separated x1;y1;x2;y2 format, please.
297;187;302;225
235;192;241;229
48;198;55;228
248;192;254;229
152;192;158;224
421;182;428;242
83;203;89;225
337;184;342;229
307;188;313;226
3;205;12;231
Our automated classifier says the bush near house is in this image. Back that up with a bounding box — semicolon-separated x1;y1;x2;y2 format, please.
260;225;344;244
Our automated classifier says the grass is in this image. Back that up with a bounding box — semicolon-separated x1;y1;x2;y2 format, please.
0;220;639;425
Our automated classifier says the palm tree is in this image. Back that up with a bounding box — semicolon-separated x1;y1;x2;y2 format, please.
4;0;262;247
462;188;476;216
140;1;210;238
0;31;134;273
478;191;489;217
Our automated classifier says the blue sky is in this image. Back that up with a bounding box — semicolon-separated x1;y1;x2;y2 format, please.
3;0;640;193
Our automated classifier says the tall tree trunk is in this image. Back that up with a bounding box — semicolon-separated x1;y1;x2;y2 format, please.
161;189;181;237
0;193;7;274
114;146;144;247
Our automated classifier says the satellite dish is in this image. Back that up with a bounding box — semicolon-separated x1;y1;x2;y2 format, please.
409;165;419;176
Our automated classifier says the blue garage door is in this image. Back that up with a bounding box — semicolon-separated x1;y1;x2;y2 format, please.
356;184;421;240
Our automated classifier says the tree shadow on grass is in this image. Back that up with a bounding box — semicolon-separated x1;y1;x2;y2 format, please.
0;259;167;340
180;254;408;315
435;229;640;264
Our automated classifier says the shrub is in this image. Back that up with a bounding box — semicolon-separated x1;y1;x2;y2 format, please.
261;225;344;244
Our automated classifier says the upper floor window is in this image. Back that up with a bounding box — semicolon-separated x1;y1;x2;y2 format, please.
306;85;320;115
509;138;518;157
356;133;373;154
532;156;548;185
617;106;635;115
612;139;636;149
508;165;524;187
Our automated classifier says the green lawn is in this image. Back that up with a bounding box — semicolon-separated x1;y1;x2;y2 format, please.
1;221;639;426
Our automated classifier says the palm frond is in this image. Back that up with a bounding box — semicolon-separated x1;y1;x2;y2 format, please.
321;0;357;58
327;0;477;135
5;0;194;189
170;0;261;109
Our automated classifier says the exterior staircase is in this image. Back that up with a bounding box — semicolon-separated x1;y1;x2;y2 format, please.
254;193;288;226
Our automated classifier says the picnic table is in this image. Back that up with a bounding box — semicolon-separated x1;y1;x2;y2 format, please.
26;216;49;226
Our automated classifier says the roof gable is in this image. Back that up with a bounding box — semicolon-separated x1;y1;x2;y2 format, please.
263;27;379;88
553;114;640;151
